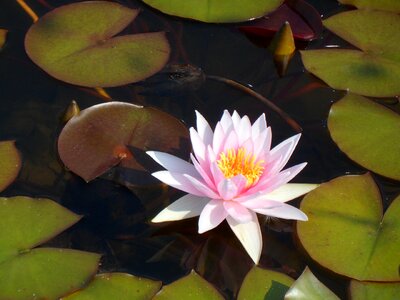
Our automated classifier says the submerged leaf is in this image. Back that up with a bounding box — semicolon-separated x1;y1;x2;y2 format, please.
297;174;400;281
142;0;284;23
25;1;170;87
0;29;7;50
0;141;21;192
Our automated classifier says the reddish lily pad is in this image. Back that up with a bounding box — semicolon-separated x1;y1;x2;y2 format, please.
349;280;400;300
297;174;400;281
153;270;224;300
62;273;161;300
142;0;284;23
285;267;339;300
25;1;170;87
0;141;21;192
339;0;400;13
328;94;400;180
237;266;294;300
58;102;189;184
239;0;322;41
301;10;400;97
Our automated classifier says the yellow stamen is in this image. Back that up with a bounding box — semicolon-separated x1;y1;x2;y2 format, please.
217;147;264;187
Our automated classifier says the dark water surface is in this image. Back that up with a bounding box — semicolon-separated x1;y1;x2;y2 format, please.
1;0;400;299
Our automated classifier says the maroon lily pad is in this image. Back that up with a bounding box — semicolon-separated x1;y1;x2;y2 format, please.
239;0;322;42
58;102;189;185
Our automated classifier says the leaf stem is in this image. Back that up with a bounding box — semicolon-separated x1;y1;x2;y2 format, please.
16;0;39;22
94;87;112;101
206;75;302;133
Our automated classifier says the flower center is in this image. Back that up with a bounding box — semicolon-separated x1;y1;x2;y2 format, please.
217;147;264;187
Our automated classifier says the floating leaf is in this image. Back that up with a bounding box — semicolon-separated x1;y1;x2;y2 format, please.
0;141;21;192
237;266;294;300
0;196;101;299
62;273;161;300
239;0;322;41
328;94;400;180
297;174;400;281
339;0;400;13
284;267;339;300
0;29;7;50
153;270;224;300
301;10;400;97
349;280;400;300
58;102;189;184
142;0;284;23
25;1;170;87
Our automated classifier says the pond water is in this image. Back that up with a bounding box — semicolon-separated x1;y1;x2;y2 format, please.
1;0;400;299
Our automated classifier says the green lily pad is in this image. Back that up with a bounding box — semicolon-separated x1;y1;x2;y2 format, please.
0;248;100;300
328;94;400;180
142;0;284;23
25;1;170;87
0;141;21;192
237;266;294;300
349;280;400;300
284;267;339;300
62;273;161;300
339;0;400;13
58;102;189;184
153;270;224;300
0;196;101;299
301;10;400;97
297;174;400;281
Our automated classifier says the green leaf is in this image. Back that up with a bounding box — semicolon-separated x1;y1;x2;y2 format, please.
339;0;400;13
0;196;81;263
0;248;100;300
349;280;400;300
297;174;400;281
284;267;339;300
328;94;400;180
58;102;189;184
0;141;21;192
25;1;170;87
301;10;400;97
142;0;284;23
153;270;224;300
62;273;161;300
237;266;294;300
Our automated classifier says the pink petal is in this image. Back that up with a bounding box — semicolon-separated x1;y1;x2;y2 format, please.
198;199;228;233
267;133;301;175
231;174;247;195
254;202;308;221
152;194;210;223
223;130;239;152
217;178;239;200
184;174;220;199
147;151;199;178
151;171;206;197
251;113;267;138
223;201;253;222
220;110;233;132
253;127;272;159
191;153;215;190
226;211;262;264
210;161;225;186
190;127;206;163
231;111;241;132
238;116;252;145
213;122;225;154
195;110;213;146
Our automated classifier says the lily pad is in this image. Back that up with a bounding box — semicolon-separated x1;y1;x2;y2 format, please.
58;102;189;184
301;10;400;97
142;0;284;23
0;196;101;299
349;280;400;300
328;94;400;180
237;266;294;300
153;270;224;300
297;174;400;281
0;141;21;192
62;273;161;300
284;267;339;300
25;1;170;87
339;0;400;13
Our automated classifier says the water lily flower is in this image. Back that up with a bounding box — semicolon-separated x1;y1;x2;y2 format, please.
147;111;318;264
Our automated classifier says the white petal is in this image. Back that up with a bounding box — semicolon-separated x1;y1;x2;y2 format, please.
253;127;272;159
231;111;241;132
213;122;225;154
268;134;301;175
190;153;215;189
254;202;308;221
263;183;319;202
227;212;262;264
195;110;213;146
198;199;228;233
238;116;252;145
152;194;210;222
223;130;239;152
183;174;220;199
220;110;233;132
223;201;252;222
152;171;205;196
147;151;199;178
251;113;267;138
190;127;206;162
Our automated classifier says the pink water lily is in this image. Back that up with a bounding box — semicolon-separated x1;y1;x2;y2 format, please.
147;111;317;264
